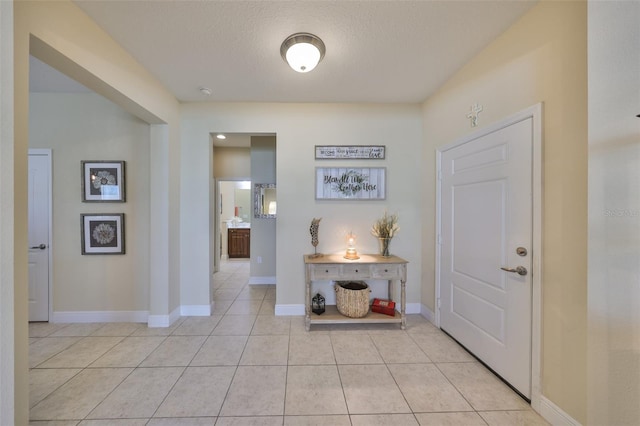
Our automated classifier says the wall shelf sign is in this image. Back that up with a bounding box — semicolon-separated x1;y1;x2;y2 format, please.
315;145;385;160
316;167;386;200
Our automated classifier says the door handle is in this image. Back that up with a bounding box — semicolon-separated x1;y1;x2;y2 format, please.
30;243;46;250
500;266;527;276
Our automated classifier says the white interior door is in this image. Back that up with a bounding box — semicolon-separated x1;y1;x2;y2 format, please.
28;150;51;322
439;118;533;398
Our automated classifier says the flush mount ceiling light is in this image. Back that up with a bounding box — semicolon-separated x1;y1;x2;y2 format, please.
216;134;226;140
280;32;326;73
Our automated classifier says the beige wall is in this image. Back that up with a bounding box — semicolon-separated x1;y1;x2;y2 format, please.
213;146;251;179
11;1;181;421
180;103;423;311
29;92;151;314
421;1;587;423
588;1;640;424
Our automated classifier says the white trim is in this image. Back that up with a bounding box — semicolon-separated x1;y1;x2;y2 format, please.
538;395;581;426
148;306;181;328
28;149;53;322
435;103;543;407
275;304;305;316
420;304;435;323
52;310;148;323
248;276;276;285
405;302;421;314
180;304;212;316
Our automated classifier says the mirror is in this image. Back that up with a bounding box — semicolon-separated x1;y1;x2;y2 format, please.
254;183;276;219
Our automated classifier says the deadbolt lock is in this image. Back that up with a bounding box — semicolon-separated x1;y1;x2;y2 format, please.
516;247;527;257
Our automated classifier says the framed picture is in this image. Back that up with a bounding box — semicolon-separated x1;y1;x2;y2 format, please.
81;213;125;255
315;145;385;160
81;161;125;202
316;167;386;200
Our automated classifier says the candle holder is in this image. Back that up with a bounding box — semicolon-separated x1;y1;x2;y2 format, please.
344;232;360;260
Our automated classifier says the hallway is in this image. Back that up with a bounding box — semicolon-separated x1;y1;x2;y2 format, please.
28;260;548;425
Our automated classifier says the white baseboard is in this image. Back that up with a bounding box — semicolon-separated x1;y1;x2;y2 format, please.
248;276;276;285
538;395;581;426
420;304;435;323
51;310;148;323
275;304;305;316
180;304;212;316
148;306;181;328
405;303;421;314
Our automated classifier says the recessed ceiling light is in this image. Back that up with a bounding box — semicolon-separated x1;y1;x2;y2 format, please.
199;86;212;96
216;134;226;140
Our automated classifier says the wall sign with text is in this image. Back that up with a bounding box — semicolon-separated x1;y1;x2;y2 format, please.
315;167;386;200
315;145;385;160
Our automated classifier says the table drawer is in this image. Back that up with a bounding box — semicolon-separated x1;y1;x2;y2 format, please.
310;265;341;280
370;264;403;279
341;264;370;279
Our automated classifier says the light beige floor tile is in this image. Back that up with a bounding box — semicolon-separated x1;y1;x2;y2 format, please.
29;368;132;421
154;366;235;417
216;417;283;426
191;335;248;366
147;418;216;426
172;316;223;335
30;368;81;408
37;337;124;368
219;366;287;416
29;322;68;338
289;317;329;335
237;286;268;300
29;421;80;426
284;415;351;426
388;363;473;412
49;323;105;337
479;410;550;425
339;364;411;414
212;315;257;335
89;336;166;367
226;299;263;315
264;287;277;300
130;317;186;336
285;365;347;415
371;334;431;363
415;412;488;425
404;316;440;334
240;335;289;365
214;288;242;301
350;414;419;425
288;334;335;365
437;363;530;411
139;335;206;367
410;333;475;362
331;334;384;364
79;420;148;426
87;367;183;419
252;315;291;335
91;322;144;336
29;337;82;368
258;299;276;315
213;299;234;315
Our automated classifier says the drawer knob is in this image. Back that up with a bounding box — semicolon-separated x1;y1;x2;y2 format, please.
385;269;388;272
355;269;358;273
325;270;329;273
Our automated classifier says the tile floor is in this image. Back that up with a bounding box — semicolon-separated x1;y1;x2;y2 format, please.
29;260;549;425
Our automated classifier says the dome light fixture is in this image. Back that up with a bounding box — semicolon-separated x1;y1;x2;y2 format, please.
280;32;326;73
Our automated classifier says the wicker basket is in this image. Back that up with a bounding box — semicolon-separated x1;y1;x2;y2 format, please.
335;281;371;318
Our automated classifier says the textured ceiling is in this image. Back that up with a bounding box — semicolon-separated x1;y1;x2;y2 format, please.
36;1;537;104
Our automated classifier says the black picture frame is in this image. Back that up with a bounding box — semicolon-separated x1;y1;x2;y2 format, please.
81;213;125;255
81;160;126;202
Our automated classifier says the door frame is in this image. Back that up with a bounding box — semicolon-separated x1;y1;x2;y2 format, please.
435;103;543;410
28;148;53;322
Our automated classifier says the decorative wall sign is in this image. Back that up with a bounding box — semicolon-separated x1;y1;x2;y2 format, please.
81;213;125;255
81;161;125;202
315;145;385;160
316;167;386;200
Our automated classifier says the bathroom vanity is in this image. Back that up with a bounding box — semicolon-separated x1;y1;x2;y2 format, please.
228;225;250;258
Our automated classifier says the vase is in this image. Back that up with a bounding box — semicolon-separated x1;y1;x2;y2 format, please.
378;237;392;257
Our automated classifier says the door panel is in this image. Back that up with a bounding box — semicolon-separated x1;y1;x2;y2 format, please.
440;118;532;398
28;151;50;322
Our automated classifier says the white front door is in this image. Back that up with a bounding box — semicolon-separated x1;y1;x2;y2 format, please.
28;150;51;322
439;117;533;398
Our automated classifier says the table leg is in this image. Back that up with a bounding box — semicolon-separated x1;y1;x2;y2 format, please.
400;278;406;330
305;271;311;331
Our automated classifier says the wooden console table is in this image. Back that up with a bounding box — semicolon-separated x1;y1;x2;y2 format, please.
304;254;408;331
